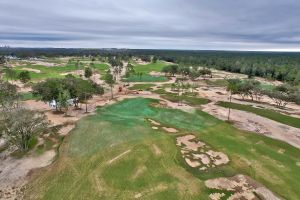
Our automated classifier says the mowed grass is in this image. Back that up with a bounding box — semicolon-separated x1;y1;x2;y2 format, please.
10;62;109;81
123;74;168;82
133;61;169;74
20;92;38;101
217;101;300;129
128;83;155;91
12;64;78;80
123;61;169;82
93;63;109;75
25;98;300;200
154;89;211;106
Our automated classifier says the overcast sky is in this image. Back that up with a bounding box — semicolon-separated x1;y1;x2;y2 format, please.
0;0;300;51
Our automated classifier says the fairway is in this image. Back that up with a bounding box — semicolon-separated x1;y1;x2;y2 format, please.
25;98;300;200
10;62;109;81
133;61;169;74
123;61;169;82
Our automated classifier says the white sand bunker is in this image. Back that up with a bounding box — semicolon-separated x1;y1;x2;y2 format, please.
162;127;178;133
205;174;281;200
209;193;225;200
146;118;178;133
176;135;229;171
147;119;161;126
21;67;41;73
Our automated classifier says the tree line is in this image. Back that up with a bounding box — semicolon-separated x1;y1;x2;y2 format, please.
1;48;300;85
226;79;300;107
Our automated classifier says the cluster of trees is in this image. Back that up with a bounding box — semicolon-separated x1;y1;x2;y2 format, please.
161;65;212;80
32;75;104;112
108;57;123;81
226;79;300;107
0;80;48;152
5;68;31;83
156;51;300;85
0;80;19;110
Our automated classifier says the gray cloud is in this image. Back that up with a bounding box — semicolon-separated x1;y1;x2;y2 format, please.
0;0;300;51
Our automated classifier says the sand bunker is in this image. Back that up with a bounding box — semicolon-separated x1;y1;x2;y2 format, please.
21;68;41;73
31;61;58;67
147;119;161;126
162;127;178;133
177;135;205;151
205;174;281;200
209;193;225;200
176;135;229;171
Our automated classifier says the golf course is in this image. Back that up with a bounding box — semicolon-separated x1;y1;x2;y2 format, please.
24;98;300;199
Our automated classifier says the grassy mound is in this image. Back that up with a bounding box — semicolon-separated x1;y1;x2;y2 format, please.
25;98;300;199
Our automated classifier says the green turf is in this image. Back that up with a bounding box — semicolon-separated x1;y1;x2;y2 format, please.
92;63;109;75
10;62;109;81
25;98;300;200
122;61;169;82
260;83;275;91
20;92;38;101
204;79;228;87
217;101;300;129
128;84;155;91
123;74;168;82
154;89;211;106
133;61;169;74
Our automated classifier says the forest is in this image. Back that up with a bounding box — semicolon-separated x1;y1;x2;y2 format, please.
1;47;300;85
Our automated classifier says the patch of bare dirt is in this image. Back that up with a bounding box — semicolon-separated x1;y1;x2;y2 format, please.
131;166;147;179
152;144;162;156
21;68;41;73
58;124;76;136
30;61;58;67
149;71;165;76
205;174;281;200
60;70;83;76
0;150;56;200
202;102;300;149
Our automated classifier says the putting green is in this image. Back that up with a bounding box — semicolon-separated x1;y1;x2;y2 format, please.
25;98;300;199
